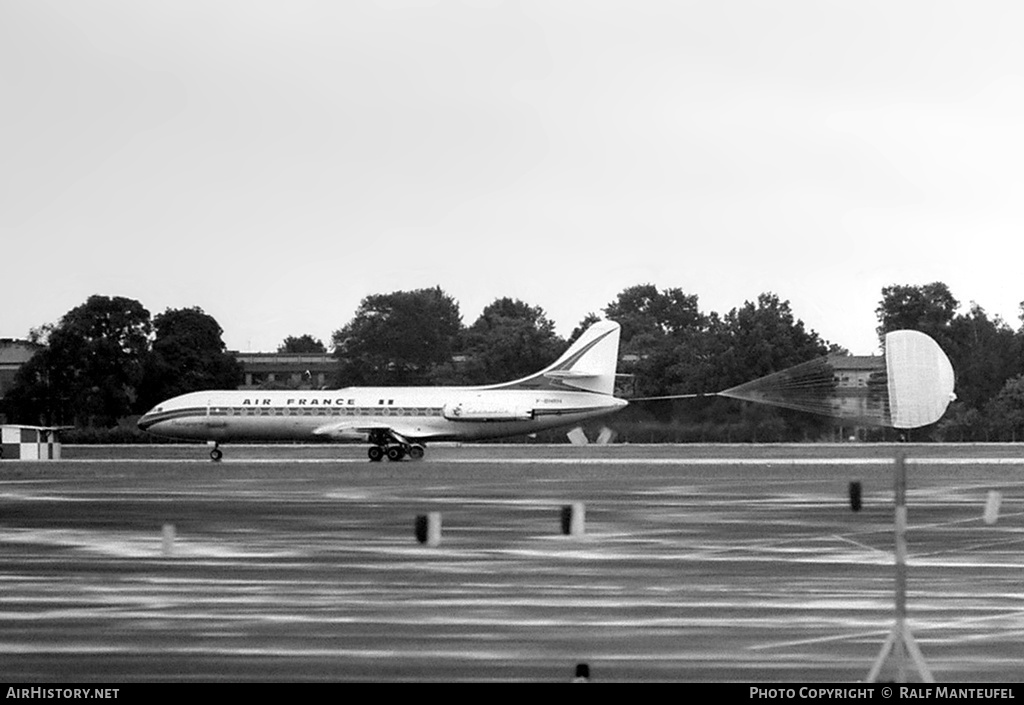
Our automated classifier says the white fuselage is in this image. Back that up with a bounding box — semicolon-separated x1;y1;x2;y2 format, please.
138;387;628;444
139;320;627;457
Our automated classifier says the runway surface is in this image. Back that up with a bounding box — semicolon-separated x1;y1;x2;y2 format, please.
1;443;1023;682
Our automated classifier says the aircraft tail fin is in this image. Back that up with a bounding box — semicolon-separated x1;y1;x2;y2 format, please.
487;320;622;395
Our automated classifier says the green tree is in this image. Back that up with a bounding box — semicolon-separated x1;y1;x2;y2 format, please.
937;401;985;442
661;311;730;396
460;298;565;384
702;293;832;440
2;351;60;425
603;284;709;398
278;334;327;353
946;303;1021;412
984;374;1024;441
5;295;152;427
605;283;704;344
875;282;959;349
139;307;242;408
720;292;830;386
26;323;55;345
332;286;463;385
567;312;603;345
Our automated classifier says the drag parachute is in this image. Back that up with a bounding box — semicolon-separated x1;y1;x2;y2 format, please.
719;330;955;429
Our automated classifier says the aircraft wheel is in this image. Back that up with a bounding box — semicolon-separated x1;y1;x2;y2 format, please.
386;445;406;461
210;448;223;462
368;446;384;462
408;445;425;460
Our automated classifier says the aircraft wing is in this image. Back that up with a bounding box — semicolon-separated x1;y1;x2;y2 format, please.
5;425;75;431
312;420;425;443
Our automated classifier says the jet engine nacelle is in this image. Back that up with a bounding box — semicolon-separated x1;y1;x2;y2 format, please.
443;400;534;422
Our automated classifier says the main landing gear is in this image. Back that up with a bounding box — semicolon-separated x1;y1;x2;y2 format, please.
367;443;425;462
366;430;425;462
208;441;223;462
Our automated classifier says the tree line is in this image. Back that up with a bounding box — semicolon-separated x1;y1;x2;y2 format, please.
4;282;1024;442
3;297;242;429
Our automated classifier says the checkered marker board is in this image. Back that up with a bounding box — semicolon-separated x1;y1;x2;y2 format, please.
0;426;61;460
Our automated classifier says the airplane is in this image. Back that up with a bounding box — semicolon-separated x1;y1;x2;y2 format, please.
138;320;627;461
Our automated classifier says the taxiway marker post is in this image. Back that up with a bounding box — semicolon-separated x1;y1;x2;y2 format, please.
427;512;442;546
984;490;1002;525
415;513;442;547
560;503;585;536
894;450;909;683
849;481;862;511
572;663;590;682
867;451;934;683
162;523;176;557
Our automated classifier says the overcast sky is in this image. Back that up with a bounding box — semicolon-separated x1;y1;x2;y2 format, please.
3;0;1023;356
